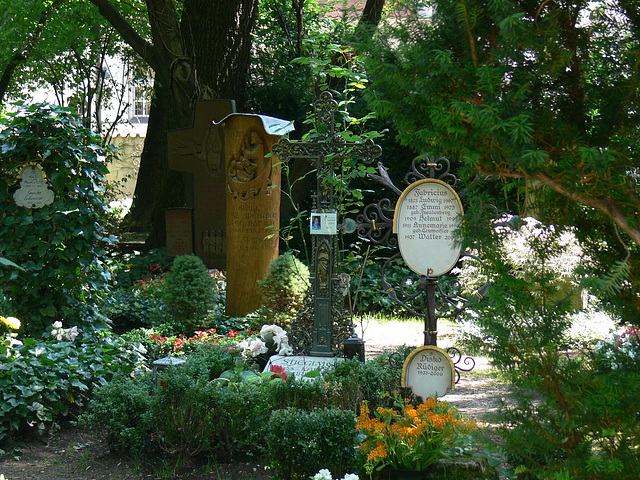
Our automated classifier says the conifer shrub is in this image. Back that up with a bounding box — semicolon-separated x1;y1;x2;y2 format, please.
257;253;310;329
162;254;216;331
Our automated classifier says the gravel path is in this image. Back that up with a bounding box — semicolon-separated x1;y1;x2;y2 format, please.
358;318;510;424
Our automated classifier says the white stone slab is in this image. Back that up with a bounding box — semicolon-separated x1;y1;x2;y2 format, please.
264;355;343;380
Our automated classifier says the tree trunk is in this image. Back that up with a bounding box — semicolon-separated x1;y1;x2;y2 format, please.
125;0;260;245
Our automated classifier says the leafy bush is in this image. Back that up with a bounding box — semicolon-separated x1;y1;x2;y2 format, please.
265;407;358;480
162;254;216;331
0;330;144;451
0;103;116;335
321;355;402;413
258;253;310;328
460;217;640;479
108;248;172;290
342;248;415;316
78;372;157;454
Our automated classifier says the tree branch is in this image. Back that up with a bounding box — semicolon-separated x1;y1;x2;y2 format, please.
0;0;65;104
533;171;640;246
87;0;159;72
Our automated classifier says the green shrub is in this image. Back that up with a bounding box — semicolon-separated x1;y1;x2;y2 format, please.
162;254;216;331
322;354;402;413
0;103;116;335
78;372;157;454
0;331;144;451
265;407;358;480
258;253;310;329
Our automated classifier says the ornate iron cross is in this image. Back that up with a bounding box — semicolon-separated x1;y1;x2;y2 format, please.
272;91;382;356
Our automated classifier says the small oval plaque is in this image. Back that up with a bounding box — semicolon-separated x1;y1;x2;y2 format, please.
393;179;463;277
402;345;455;399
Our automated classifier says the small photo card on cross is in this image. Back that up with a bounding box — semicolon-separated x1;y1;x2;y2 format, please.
310;211;338;235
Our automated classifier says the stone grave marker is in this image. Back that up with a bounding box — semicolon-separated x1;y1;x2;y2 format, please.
217;113;293;317
167;100;236;268
264;354;343;381
165;207;194;256
13;164;54;209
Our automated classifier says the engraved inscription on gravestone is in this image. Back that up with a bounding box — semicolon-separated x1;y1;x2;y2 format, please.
264;354;343;380
394;179;463;277
402;345;455;399
13;164;54;209
165;207;194;257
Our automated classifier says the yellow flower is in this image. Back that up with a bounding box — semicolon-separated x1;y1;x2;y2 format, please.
1;316;21;330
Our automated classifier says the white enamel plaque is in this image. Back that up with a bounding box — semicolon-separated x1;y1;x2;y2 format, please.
393;179;463;277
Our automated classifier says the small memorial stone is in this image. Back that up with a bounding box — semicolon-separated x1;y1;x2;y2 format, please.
264;355;343;380
13;164;54;209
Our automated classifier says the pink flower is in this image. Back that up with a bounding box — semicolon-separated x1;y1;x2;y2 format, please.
270;364;288;381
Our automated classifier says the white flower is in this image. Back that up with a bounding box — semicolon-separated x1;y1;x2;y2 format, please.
247;338;268;356
67;326;79;341
342;474;359;480
50;321;79;341
312;469;332;480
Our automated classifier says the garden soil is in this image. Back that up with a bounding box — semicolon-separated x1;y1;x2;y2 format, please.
0;320;511;480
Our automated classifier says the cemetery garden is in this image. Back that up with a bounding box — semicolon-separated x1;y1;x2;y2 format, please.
0;95;639;480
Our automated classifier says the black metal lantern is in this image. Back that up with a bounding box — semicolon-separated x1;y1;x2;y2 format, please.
342;335;365;362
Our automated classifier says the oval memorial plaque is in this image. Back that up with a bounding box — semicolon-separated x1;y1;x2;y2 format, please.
393;179;463;277
402;345;455;399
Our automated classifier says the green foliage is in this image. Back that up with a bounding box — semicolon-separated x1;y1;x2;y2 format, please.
78;372;157;454
0;0;150;135
265;407;358;480
343;246;417;316
0;103;116;335
457;217;640;479
258;253;310;328
358;0;640;320
321;355;402;413
0;331;144;451
162;254;216;331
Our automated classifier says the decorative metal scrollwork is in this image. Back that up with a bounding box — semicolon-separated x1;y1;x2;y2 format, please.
446;347;476;384
405;156;458;188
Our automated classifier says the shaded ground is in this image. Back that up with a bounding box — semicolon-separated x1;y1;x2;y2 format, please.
1;320;511;480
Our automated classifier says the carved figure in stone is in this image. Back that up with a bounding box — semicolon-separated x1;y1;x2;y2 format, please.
172;124;224;176
228;129;272;200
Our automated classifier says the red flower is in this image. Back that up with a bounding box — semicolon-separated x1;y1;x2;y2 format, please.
270;364;288;381
227;330;238;338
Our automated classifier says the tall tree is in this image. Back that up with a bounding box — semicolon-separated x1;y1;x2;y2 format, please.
88;0;260;238
358;0;640;321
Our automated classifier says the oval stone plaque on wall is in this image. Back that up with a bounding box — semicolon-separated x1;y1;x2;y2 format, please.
402;345;455;400
393;179;463;277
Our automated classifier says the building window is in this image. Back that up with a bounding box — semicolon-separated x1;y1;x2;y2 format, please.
133;85;151;118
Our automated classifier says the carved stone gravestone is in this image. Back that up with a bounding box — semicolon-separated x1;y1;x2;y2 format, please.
13;164;54;209
219;114;293;317
167;100;236;268
165;207;194;257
